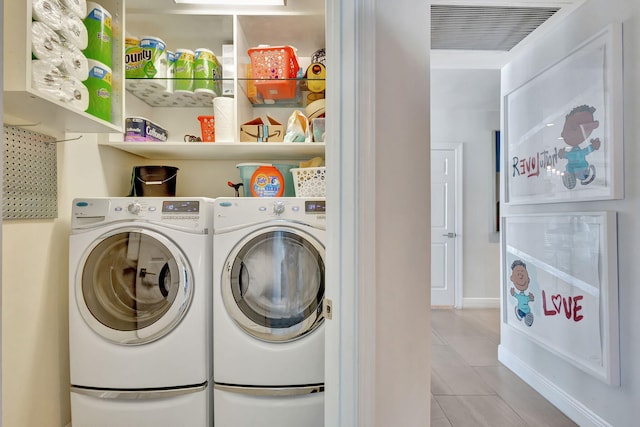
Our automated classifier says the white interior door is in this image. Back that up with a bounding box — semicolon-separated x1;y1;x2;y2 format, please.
431;144;461;307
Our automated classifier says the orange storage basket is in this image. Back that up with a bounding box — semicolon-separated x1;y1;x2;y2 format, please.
198;116;215;142
248;46;300;100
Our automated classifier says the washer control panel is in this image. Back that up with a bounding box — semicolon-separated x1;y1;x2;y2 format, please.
305;199;326;214
71;197;213;231
273;200;286;215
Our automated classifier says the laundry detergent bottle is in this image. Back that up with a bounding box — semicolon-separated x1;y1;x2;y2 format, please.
250;165;284;197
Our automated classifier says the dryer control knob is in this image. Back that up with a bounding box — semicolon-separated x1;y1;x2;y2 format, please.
273;201;285;215
128;203;141;215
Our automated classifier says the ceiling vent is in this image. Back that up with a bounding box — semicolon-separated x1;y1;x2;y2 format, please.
431;5;560;51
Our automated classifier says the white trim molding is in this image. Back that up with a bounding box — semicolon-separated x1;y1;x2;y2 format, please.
324;0;375;425
498;345;613;427
462;298;501;309
326;0;431;425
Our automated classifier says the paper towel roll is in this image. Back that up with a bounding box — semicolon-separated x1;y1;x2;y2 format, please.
83;2;113;67
213;96;235;142
32;0;64;30
59;0;87;19
138;36;168;84
174;49;194;93
31;59;66;100
85;59;112;121
32;21;63;66
194;48;220;95
58;10;88;50
165;50;176;94
59;44;89;81
62;75;90;111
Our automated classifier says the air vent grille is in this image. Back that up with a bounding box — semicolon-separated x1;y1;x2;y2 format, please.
431;5;560;51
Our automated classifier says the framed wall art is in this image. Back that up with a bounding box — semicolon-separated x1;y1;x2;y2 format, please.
501;212;619;386
504;23;623;205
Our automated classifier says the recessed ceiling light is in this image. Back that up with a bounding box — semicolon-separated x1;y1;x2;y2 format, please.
174;0;285;5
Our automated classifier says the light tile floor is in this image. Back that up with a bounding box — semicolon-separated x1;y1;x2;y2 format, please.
431;308;578;427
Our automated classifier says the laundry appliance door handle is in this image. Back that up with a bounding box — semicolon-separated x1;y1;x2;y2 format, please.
214;383;324;397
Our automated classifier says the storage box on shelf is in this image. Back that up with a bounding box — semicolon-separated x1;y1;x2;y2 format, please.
240;116;284;142
248;45;300;101
3;0;124;134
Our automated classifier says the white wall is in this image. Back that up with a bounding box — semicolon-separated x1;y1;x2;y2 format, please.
1;134;135;426
373;0;431;424
431;69;501;307
2;132;246;426
499;1;640;425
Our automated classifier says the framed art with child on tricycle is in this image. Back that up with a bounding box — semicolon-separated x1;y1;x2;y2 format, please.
504;23;623;205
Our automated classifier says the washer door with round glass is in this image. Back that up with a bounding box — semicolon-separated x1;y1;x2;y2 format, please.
76;228;192;345
222;226;325;342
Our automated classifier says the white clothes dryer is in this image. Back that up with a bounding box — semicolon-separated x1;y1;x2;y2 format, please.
68;197;214;427
212;197;326;427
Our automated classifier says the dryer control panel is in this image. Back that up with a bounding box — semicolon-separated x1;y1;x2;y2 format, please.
213;197;326;231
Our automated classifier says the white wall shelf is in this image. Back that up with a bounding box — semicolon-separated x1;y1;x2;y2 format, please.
125;78;323;108
3;91;122;134
3;0;124;134
101;141;325;160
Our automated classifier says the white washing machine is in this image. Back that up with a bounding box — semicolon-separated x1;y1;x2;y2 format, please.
68;197;214;427
213;197;326;427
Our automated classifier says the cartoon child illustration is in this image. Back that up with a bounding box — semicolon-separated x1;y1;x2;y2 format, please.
558;104;601;189
509;260;534;327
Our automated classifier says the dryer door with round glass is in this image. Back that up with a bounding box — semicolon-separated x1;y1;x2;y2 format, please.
222;226;325;342
76;228;192;345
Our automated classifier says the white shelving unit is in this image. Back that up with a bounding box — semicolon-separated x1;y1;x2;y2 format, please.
101;6;325;162
3;0;124;134
2;0;325;163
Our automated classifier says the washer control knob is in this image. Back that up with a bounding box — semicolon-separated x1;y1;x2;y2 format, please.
273;201;285;215
127;203;141;215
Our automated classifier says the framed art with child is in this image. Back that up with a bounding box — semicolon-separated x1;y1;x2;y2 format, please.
503;23;623;205
501;212;620;386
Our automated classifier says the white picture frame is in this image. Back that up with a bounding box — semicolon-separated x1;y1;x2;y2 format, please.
501;212;619;386
504;23;623;205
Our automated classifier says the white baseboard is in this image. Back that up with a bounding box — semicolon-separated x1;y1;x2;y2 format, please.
462;297;500;309
498;345;612;427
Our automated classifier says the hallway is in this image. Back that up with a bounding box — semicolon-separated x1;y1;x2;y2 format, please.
431;309;578;426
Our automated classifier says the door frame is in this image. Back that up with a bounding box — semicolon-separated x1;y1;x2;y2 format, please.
431;142;464;309
326;0;431;425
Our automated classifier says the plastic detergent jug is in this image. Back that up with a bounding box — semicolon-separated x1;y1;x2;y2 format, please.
250;166;284;197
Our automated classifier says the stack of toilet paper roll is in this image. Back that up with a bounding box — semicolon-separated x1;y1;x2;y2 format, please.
31;0;91;113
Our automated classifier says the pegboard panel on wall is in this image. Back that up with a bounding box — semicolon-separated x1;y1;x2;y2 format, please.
3;125;58;219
